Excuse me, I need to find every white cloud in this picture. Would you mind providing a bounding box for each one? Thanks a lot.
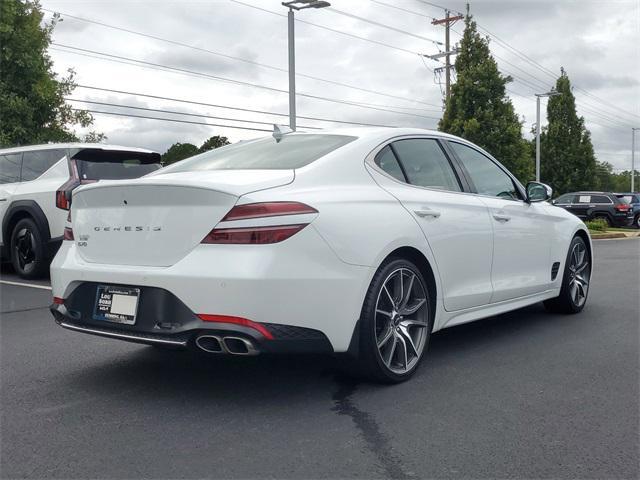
[43,0,639,171]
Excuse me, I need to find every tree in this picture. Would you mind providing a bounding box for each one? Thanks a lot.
[0,0,99,146]
[539,69,597,195]
[439,12,532,182]
[161,142,199,165]
[199,135,229,152]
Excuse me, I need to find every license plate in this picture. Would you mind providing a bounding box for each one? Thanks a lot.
[93,285,140,325]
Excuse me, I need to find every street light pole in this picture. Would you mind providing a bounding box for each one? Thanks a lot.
[535,89,561,182]
[287,8,296,131]
[282,0,331,132]
[632,128,638,192]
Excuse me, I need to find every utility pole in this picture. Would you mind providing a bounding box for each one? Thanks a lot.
[535,89,561,182]
[421,11,463,104]
[632,128,638,192]
[282,0,330,131]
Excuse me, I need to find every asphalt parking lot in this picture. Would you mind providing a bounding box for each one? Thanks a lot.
[1,238,638,479]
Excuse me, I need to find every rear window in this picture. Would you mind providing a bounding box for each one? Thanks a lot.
[163,134,356,172]
[72,150,161,180]
[617,195,636,204]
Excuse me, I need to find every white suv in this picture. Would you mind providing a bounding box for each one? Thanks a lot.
[0,143,161,278]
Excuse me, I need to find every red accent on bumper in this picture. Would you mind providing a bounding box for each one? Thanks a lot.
[53,297,65,305]
[197,314,274,340]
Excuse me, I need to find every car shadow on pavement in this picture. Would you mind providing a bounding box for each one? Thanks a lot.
[59,302,567,404]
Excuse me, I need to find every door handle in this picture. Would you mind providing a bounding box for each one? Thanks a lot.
[414,209,441,218]
[493,214,511,222]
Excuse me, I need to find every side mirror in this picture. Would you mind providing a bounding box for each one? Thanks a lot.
[526,181,552,203]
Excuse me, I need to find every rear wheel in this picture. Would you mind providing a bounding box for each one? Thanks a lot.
[356,258,432,383]
[544,236,591,314]
[634,214,640,229]
[10,218,48,279]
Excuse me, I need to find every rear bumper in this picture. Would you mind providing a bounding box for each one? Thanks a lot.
[50,285,333,354]
[611,214,634,227]
[50,226,373,352]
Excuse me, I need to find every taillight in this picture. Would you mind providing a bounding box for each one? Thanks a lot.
[56,159,80,210]
[615,203,631,212]
[202,224,307,244]
[53,297,65,305]
[202,201,317,245]
[221,202,317,221]
[56,189,71,210]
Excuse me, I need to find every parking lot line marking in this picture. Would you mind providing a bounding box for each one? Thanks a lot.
[0,280,52,291]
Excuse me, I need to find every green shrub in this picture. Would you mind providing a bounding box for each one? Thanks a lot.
[585,219,608,232]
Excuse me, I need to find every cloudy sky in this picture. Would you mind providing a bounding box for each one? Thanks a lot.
[42,0,639,171]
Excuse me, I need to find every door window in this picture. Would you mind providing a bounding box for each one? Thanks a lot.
[0,153,22,184]
[449,142,522,200]
[374,145,406,182]
[391,139,461,191]
[590,195,612,204]
[21,149,66,181]
[554,194,575,204]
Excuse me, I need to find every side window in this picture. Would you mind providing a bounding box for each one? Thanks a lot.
[449,142,522,200]
[555,194,575,204]
[391,139,461,191]
[21,149,66,181]
[576,195,592,203]
[0,153,22,184]
[590,195,612,204]
[374,145,406,182]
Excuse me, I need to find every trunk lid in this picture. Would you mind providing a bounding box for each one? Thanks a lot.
[71,170,294,266]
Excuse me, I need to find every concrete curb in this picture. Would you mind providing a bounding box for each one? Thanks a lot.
[590,232,631,240]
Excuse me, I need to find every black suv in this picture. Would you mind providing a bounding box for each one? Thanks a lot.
[552,191,634,227]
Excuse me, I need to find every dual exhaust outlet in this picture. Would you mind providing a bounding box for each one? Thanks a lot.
[195,335,259,356]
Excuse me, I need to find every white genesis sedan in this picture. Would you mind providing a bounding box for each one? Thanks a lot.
[50,128,592,383]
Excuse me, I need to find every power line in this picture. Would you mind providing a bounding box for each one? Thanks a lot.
[52,43,441,121]
[71,86,403,128]
[414,0,464,16]
[324,7,443,45]
[44,7,440,109]
[75,108,274,132]
[370,1,437,20]
[66,98,324,129]
[228,0,428,59]
[389,2,640,124]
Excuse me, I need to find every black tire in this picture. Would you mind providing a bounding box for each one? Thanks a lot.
[544,236,591,314]
[355,257,433,384]
[634,214,640,230]
[9,218,48,279]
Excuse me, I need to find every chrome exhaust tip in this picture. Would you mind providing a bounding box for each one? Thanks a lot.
[195,335,224,353]
[222,336,259,356]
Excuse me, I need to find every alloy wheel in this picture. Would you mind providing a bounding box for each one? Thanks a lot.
[374,268,429,374]
[14,227,36,273]
[567,241,590,307]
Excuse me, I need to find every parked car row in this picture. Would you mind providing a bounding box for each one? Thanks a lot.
[552,191,638,228]
[0,143,161,278]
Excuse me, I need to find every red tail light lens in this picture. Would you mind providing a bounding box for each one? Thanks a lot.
[53,297,65,305]
[203,201,317,244]
[197,314,274,340]
[202,224,307,244]
[615,203,630,212]
[222,202,317,221]
[56,190,71,210]
[63,227,74,241]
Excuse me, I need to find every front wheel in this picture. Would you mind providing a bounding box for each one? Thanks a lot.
[10,218,48,279]
[544,236,591,314]
[356,258,433,383]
